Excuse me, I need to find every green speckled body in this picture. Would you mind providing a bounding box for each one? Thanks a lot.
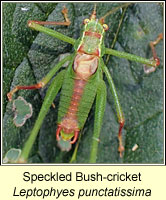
[56,13,107,143]
[57,56,101,130]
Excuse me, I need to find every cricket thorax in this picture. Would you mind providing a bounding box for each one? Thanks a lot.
[73,53,98,80]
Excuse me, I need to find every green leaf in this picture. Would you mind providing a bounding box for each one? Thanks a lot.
[3,3,163,163]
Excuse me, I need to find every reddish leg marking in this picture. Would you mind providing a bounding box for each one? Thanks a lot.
[7,82,43,101]
[144,33,163,74]
[150,33,163,67]
[118,120,125,158]
[28,7,70,27]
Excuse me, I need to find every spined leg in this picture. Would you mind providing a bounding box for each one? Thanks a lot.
[27,7,75,46]
[105,34,163,68]
[28,6,71,26]
[89,80,107,163]
[102,62,125,158]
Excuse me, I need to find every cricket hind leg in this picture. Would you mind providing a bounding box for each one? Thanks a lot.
[144,33,163,74]
[28,7,71,27]
[89,80,107,163]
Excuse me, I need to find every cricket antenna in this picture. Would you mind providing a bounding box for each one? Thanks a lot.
[99,3,132,24]
[90,4,97,20]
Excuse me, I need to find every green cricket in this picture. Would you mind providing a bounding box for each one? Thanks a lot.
[6,3,163,163]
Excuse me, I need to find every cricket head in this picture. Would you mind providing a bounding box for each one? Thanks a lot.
[83,5,109,35]
[83,3,132,34]
[77,6,108,57]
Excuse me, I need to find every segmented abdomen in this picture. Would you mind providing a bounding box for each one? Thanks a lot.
[67,79,86,117]
[57,71,98,130]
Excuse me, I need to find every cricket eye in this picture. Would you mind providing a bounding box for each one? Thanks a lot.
[83,18,90,24]
[103,24,108,31]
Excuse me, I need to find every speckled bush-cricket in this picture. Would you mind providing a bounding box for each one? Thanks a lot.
[5,3,163,163]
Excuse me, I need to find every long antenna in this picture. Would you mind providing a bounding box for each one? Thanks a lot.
[99,3,133,24]
[90,3,97,20]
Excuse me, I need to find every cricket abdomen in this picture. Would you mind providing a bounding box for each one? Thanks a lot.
[59,79,86,133]
[56,53,99,144]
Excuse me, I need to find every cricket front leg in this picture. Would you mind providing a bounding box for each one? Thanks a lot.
[89,80,107,163]
[102,63,125,158]
[105,33,163,70]
[7,54,72,101]
[29,7,71,26]
[28,7,75,45]
[18,70,66,163]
